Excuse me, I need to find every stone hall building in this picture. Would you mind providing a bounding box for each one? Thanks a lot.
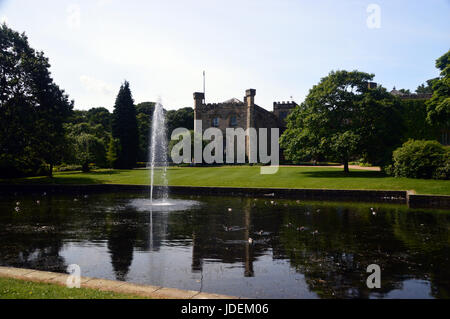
[193,89,297,160]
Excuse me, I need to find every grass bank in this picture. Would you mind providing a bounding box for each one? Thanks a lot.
[2,166,449,195]
[0,277,146,299]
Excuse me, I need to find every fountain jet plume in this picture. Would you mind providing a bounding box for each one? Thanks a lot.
[149,98,169,203]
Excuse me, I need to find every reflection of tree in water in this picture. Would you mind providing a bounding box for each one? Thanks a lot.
[105,208,139,281]
[165,197,450,299]
[0,199,67,273]
[278,205,450,298]
[105,207,169,281]
[0,232,67,273]
[106,223,135,281]
[1,193,449,298]
[388,210,450,298]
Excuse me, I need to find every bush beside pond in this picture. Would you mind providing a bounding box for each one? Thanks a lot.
[387,140,449,180]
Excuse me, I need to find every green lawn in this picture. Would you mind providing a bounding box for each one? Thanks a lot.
[0,277,146,299]
[2,166,449,195]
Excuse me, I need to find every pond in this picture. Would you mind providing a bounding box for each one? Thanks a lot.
[0,191,449,298]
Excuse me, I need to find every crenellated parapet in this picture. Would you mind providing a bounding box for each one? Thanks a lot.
[273,101,298,110]
[200,101,245,109]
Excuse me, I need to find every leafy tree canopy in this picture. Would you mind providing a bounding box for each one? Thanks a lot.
[136,102,155,115]
[426,50,450,129]
[0,24,73,177]
[111,81,139,168]
[416,79,436,94]
[167,107,194,136]
[86,107,112,131]
[280,70,403,172]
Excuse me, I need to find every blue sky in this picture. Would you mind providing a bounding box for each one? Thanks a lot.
[1,0,449,111]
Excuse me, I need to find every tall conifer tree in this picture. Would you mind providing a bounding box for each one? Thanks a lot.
[111,81,139,168]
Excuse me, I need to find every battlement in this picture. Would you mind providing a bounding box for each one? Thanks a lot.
[273,101,298,110]
[397,93,433,100]
[199,101,245,109]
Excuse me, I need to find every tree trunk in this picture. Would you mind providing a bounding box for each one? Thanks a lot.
[343,157,349,174]
[49,163,53,178]
[82,161,90,172]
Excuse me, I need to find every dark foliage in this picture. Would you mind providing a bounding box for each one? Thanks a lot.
[0,24,73,177]
[111,81,139,168]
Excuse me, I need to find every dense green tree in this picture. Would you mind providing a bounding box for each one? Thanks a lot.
[400,98,440,141]
[136,112,150,162]
[135,102,155,116]
[67,110,88,124]
[86,107,112,131]
[0,24,73,177]
[111,81,139,168]
[426,50,450,129]
[166,107,194,135]
[106,138,120,168]
[63,122,109,168]
[416,79,435,94]
[135,102,155,162]
[134,103,193,162]
[68,133,105,172]
[280,70,403,172]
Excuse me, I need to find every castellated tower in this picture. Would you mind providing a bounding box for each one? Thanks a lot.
[193,92,204,133]
[193,88,281,162]
[273,101,297,129]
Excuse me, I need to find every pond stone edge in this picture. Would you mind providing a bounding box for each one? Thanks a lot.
[0,266,240,299]
[1,184,449,208]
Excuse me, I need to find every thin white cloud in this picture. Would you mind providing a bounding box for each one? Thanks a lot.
[0,15,8,24]
[97,0,113,6]
[66,4,81,30]
[80,75,113,95]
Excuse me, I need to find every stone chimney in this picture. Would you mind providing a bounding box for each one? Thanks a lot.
[245,89,256,162]
[368,82,377,89]
[245,89,256,107]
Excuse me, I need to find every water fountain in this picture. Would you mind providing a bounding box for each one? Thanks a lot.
[149,99,169,204]
[130,98,199,212]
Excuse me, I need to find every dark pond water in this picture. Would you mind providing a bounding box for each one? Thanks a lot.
[0,191,449,299]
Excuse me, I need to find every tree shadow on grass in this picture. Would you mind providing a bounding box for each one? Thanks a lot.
[0,176,101,185]
[51,177,103,184]
[300,170,387,179]
[58,170,121,176]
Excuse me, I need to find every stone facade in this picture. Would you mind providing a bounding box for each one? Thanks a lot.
[193,89,297,160]
[193,89,297,132]
[273,101,298,129]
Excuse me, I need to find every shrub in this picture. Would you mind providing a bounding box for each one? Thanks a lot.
[383,164,394,176]
[433,149,450,180]
[0,155,47,178]
[392,140,447,179]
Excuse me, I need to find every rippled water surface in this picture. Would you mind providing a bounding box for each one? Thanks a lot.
[0,192,449,298]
